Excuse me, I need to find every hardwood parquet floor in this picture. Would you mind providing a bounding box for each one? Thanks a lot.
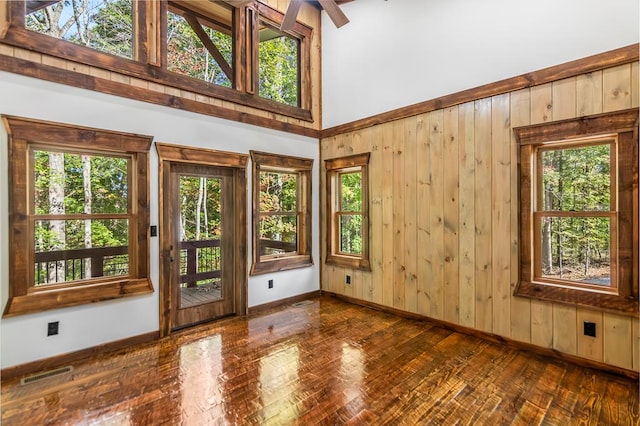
[1,296,639,425]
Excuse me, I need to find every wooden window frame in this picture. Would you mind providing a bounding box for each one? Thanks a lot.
[2,116,153,317]
[514,109,638,316]
[250,151,313,275]
[325,153,371,271]
[0,1,313,122]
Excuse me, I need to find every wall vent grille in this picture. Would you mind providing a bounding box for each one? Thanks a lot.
[20,366,73,385]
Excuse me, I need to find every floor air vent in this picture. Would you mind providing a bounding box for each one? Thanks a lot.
[21,366,73,385]
[291,300,314,308]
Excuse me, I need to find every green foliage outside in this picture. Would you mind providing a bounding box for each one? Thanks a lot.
[26,0,133,58]
[33,151,130,284]
[179,176,222,241]
[26,1,300,105]
[258,27,299,107]
[178,176,222,287]
[339,172,362,254]
[167,11,232,87]
[259,171,298,254]
[540,143,612,283]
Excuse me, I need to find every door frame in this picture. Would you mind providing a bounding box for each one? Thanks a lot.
[156,143,248,337]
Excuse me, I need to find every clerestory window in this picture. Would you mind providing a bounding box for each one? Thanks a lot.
[3,1,312,119]
[24,0,136,59]
[514,109,638,315]
[166,1,234,88]
[257,20,299,107]
[3,116,153,317]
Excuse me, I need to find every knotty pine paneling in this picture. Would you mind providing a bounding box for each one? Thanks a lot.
[320,61,640,372]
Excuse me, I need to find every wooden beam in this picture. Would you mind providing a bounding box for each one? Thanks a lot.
[318,0,349,28]
[281,0,303,32]
[0,54,320,137]
[183,12,233,83]
[25,0,60,15]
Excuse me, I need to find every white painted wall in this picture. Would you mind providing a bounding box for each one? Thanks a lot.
[0,71,320,368]
[322,0,640,127]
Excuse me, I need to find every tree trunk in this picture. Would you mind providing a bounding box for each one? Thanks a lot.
[556,150,564,279]
[196,177,204,240]
[82,155,92,278]
[49,152,65,283]
[203,180,209,239]
[542,189,553,274]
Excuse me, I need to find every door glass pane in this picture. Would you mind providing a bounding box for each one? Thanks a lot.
[539,216,611,286]
[178,175,223,308]
[540,144,611,211]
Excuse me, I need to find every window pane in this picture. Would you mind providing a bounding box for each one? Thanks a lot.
[167,5,233,87]
[260,171,297,212]
[25,0,134,59]
[33,150,129,215]
[339,214,362,254]
[541,144,611,211]
[179,176,223,241]
[340,172,362,212]
[34,219,129,285]
[258,22,299,107]
[259,215,297,255]
[539,216,611,286]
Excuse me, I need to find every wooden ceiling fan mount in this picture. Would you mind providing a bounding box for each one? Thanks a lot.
[281,0,350,32]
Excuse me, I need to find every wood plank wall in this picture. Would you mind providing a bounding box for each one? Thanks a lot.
[0,0,322,133]
[320,61,640,372]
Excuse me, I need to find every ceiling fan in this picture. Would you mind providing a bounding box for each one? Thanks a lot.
[225,0,350,32]
[281,0,350,31]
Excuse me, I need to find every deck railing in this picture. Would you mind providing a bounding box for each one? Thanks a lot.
[35,246,129,285]
[34,238,296,286]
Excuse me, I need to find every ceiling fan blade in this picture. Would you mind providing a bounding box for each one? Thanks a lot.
[317,0,349,28]
[224,0,255,8]
[280,0,303,32]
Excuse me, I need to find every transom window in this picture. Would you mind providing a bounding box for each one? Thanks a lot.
[3,116,153,317]
[514,109,638,315]
[250,151,313,275]
[325,153,371,271]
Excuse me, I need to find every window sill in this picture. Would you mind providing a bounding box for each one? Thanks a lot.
[250,255,313,276]
[514,280,638,317]
[325,254,371,272]
[2,278,154,317]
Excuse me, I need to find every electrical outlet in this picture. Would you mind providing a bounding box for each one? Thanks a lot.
[268,279,274,289]
[47,321,59,336]
[583,321,596,337]
[346,275,351,284]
